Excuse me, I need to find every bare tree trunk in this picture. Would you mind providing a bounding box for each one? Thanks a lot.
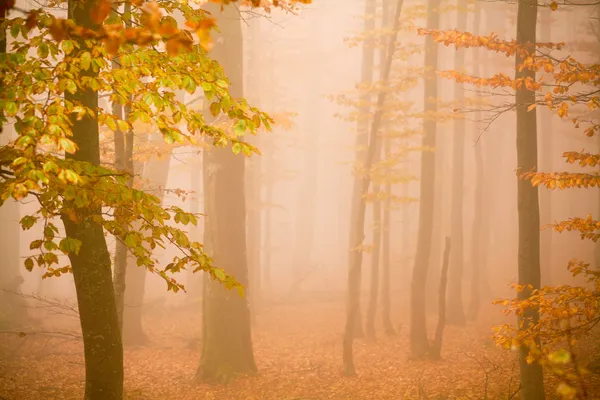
[446,0,467,327]
[430,237,451,360]
[538,9,553,287]
[343,0,403,375]
[111,4,134,333]
[515,0,545,396]
[62,0,123,397]
[196,4,257,383]
[467,2,483,322]
[349,0,377,339]
[122,136,171,346]
[410,0,439,359]
[366,0,393,341]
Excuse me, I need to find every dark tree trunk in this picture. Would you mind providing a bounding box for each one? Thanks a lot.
[343,0,403,375]
[430,237,451,360]
[410,0,439,359]
[195,3,257,383]
[538,9,553,287]
[446,0,467,327]
[62,0,123,397]
[515,0,545,396]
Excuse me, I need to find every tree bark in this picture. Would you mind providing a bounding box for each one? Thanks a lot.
[446,0,467,327]
[62,0,123,397]
[410,0,439,359]
[538,9,553,287]
[467,2,483,323]
[515,0,545,396]
[366,0,393,341]
[348,0,377,340]
[430,236,451,360]
[122,135,171,346]
[343,0,403,375]
[195,3,257,383]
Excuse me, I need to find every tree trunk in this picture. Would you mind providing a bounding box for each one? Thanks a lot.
[343,0,403,375]
[430,236,451,360]
[410,0,440,359]
[348,0,377,339]
[195,3,257,383]
[122,134,171,346]
[515,0,545,396]
[467,2,483,322]
[446,0,467,327]
[366,182,382,341]
[538,9,553,287]
[62,0,123,397]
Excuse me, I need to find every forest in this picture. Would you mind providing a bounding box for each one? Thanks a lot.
[0,0,599,398]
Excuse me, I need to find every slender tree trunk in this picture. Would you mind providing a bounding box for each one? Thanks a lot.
[112,102,134,334]
[366,0,393,341]
[349,0,377,339]
[447,0,467,326]
[343,0,403,374]
[111,3,134,333]
[430,237,451,360]
[122,135,171,346]
[467,2,483,322]
[196,4,257,383]
[515,0,545,396]
[538,10,553,287]
[62,0,123,397]
[410,0,440,359]
[366,180,382,341]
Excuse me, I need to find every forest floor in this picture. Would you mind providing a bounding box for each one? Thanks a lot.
[1,295,599,400]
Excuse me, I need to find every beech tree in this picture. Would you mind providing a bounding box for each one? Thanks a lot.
[195,3,257,383]
[410,0,440,359]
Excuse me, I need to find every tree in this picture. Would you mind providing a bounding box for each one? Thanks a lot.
[343,0,403,374]
[513,0,545,395]
[446,0,467,327]
[195,3,257,383]
[410,0,440,359]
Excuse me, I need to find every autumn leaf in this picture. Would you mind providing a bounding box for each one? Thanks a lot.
[91,0,112,24]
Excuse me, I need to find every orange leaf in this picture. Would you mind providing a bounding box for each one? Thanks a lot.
[91,0,112,24]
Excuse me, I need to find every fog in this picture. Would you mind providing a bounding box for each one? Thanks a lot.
[1,0,599,398]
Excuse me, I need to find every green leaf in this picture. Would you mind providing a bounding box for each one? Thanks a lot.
[80,51,92,70]
[213,268,226,282]
[232,142,242,155]
[65,80,77,95]
[24,257,34,271]
[548,349,571,364]
[233,120,246,136]
[4,101,17,117]
[61,40,74,55]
